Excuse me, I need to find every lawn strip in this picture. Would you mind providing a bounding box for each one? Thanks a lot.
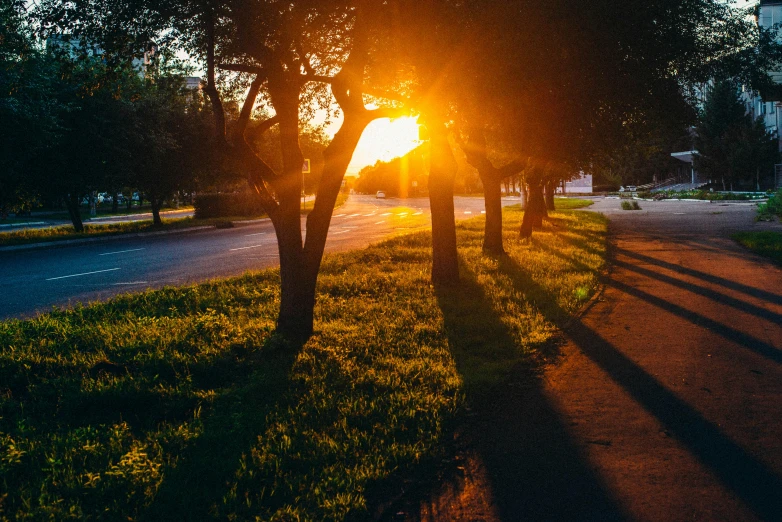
[732,231,782,265]
[0,205,607,520]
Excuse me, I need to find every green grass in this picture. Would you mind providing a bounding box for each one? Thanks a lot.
[0,217,222,247]
[0,206,607,520]
[732,231,782,265]
[554,197,594,210]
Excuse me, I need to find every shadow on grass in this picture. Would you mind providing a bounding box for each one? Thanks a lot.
[424,259,628,521]
[143,335,302,520]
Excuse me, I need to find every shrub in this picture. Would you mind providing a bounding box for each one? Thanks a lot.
[757,190,782,221]
[194,192,266,219]
[621,200,641,211]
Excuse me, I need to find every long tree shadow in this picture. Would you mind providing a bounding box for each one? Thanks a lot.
[143,335,302,520]
[611,259,782,324]
[431,263,629,521]
[497,255,782,521]
[609,279,782,365]
[614,247,782,306]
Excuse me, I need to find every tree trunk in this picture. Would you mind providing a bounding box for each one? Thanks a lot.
[428,119,460,285]
[520,183,546,239]
[520,179,528,210]
[65,193,84,232]
[481,172,505,255]
[150,197,163,226]
[544,181,556,211]
[112,192,119,213]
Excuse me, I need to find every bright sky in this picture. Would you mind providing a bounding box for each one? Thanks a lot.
[342,116,422,176]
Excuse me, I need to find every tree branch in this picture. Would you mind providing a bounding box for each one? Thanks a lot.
[217,62,266,76]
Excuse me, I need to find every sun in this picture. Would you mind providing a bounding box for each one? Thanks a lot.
[347,116,422,174]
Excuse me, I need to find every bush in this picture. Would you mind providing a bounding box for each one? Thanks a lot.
[757,190,782,221]
[621,200,641,211]
[194,192,266,219]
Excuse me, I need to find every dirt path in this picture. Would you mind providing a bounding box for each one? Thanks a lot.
[417,199,782,521]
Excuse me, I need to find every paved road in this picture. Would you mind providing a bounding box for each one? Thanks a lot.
[0,195,514,320]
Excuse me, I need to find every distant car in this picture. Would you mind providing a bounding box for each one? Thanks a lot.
[376,191,386,199]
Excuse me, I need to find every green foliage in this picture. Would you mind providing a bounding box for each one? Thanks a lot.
[621,200,641,211]
[650,189,769,201]
[757,190,782,221]
[0,208,607,519]
[355,145,428,197]
[694,80,780,191]
[732,231,782,265]
[193,192,266,219]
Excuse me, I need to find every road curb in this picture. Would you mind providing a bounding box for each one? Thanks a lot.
[0,225,216,253]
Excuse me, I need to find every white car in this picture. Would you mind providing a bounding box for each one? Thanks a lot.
[376,191,386,199]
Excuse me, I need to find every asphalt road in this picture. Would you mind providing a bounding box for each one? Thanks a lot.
[0,195,515,320]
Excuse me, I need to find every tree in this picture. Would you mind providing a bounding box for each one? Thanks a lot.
[0,1,58,218]
[35,0,408,338]
[695,80,779,191]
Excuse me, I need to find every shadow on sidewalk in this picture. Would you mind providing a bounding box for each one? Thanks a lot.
[494,254,782,521]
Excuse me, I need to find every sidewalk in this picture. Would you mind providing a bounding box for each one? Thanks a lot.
[418,200,782,521]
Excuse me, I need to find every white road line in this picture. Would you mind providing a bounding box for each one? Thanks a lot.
[244,232,267,236]
[381,212,392,216]
[332,230,351,235]
[230,244,266,251]
[347,213,361,217]
[363,213,376,217]
[375,221,386,225]
[481,210,486,214]
[113,281,148,286]
[99,248,145,256]
[46,268,121,281]
[334,214,346,218]
[413,212,423,216]
[397,212,409,216]
[464,211,473,214]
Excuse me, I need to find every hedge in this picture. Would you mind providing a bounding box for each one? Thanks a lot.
[194,192,266,219]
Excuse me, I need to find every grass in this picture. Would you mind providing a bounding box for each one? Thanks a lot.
[756,190,782,222]
[0,205,607,520]
[0,194,348,248]
[554,197,594,210]
[732,231,782,265]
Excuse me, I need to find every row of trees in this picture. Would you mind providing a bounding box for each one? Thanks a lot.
[1,2,227,227]
[15,0,782,339]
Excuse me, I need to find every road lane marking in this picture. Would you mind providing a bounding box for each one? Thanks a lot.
[113,281,148,286]
[397,212,409,216]
[363,213,376,217]
[230,244,266,251]
[381,212,392,216]
[244,232,268,236]
[332,230,351,235]
[46,268,121,281]
[375,221,386,225]
[413,212,423,216]
[347,213,361,217]
[464,211,473,214]
[481,211,486,214]
[99,248,145,256]
[334,214,346,217]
